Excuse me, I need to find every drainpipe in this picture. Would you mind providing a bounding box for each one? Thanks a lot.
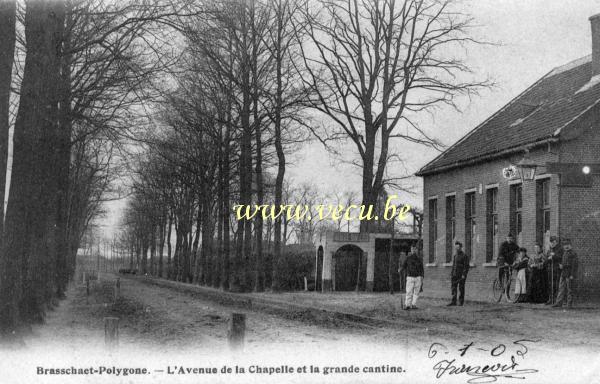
[557,143,562,242]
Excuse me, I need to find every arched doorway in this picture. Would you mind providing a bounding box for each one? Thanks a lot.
[333,244,366,291]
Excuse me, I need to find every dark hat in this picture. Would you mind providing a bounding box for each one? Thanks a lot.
[454,241,463,246]
[519,247,527,253]
[550,235,558,242]
[507,233,514,238]
[563,238,572,245]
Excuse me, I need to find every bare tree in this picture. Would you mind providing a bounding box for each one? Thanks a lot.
[299,0,488,232]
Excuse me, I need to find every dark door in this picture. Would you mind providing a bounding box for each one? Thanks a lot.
[334,245,365,291]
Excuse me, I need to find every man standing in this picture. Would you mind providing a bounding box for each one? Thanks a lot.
[448,241,470,306]
[497,233,519,286]
[545,235,563,305]
[553,239,578,309]
[399,244,424,310]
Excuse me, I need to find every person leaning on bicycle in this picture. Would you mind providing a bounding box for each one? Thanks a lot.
[497,233,519,284]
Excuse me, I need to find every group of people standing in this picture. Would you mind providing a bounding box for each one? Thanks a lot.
[398,233,579,310]
[399,241,471,309]
[497,233,579,307]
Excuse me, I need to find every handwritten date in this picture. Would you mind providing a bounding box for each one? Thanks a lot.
[427,339,540,384]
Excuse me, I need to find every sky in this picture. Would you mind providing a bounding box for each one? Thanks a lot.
[286,0,600,206]
[101,0,600,238]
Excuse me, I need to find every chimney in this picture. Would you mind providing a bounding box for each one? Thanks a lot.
[590,13,600,76]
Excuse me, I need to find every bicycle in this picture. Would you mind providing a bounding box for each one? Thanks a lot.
[492,266,521,303]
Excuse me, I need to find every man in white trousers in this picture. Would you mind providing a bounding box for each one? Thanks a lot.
[399,244,424,310]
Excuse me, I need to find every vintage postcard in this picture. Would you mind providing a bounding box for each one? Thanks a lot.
[0,0,599,383]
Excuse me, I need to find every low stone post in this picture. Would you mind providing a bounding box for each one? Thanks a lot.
[228,313,246,350]
[104,317,119,349]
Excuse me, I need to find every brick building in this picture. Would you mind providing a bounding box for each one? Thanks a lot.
[415,15,600,301]
[316,232,418,292]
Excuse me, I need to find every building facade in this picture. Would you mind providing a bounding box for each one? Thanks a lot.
[416,15,600,301]
[317,231,418,292]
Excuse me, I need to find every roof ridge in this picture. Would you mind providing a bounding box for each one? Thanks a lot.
[553,97,600,136]
[547,55,592,77]
[416,67,555,176]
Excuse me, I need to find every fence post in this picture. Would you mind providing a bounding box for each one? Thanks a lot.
[86,279,90,304]
[104,317,119,349]
[228,313,246,350]
[114,278,121,302]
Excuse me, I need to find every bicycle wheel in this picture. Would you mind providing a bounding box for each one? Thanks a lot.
[506,271,521,303]
[492,278,503,302]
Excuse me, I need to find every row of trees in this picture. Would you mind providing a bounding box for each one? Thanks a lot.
[123,0,312,292]
[0,0,192,337]
[122,0,484,293]
[0,0,486,335]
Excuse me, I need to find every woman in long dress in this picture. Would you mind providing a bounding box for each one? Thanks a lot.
[512,247,530,302]
[528,243,548,303]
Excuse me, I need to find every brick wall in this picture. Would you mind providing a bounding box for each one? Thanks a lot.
[422,145,560,300]
[558,106,600,298]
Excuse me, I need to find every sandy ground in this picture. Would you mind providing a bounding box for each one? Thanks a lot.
[251,289,600,351]
[19,273,600,354]
[21,275,400,353]
[2,274,600,384]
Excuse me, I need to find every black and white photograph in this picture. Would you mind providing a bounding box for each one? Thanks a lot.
[0,0,599,383]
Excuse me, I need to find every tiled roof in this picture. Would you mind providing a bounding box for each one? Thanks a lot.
[416,55,600,176]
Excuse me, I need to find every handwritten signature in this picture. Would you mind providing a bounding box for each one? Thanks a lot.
[427,339,540,384]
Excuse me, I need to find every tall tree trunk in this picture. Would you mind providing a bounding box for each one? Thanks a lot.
[0,0,17,335]
[200,199,211,286]
[214,129,223,289]
[158,212,166,278]
[271,1,285,291]
[252,52,264,292]
[141,240,149,275]
[150,224,156,276]
[182,229,190,283]
[54,28,72,298]
[1,0,65,331]
[221,115,231,291]
[234,10,253,292]
[166,213,172,279]
[192,203,202,284]
[359,127,376,233]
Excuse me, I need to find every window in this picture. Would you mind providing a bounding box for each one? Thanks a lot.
[537,179,551,250]
[510,184,523,245]
[446,195,456,263]
[428,198,438,263]
[486,188,498,262]
[465,192,476,260]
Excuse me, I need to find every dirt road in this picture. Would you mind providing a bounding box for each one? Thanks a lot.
[19,273,600,355]
[5,274,600,384]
